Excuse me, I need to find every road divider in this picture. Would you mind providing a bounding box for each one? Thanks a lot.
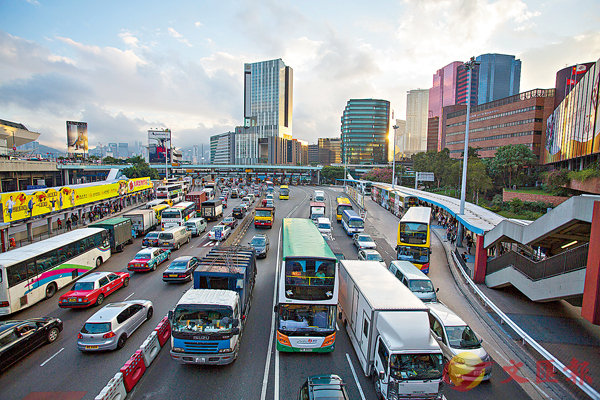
[140,331,160,367]
[155,316,171,346]
[94,372,127,400]
[120,350,146,392]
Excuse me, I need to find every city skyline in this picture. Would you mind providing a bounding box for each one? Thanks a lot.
[1,0,599,151]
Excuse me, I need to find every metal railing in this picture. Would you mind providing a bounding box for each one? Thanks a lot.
[486,243,589,280]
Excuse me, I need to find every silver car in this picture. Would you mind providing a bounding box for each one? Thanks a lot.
[353,233,376,250]
[77,300,153,351]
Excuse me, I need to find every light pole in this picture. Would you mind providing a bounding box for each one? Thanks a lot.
[343,136,347,192]
[392,125,398,189]
[457,56,479,247]
[162,138,169,180]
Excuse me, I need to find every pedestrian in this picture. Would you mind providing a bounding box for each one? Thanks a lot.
[66,218,72,231]
[57,218,62,231]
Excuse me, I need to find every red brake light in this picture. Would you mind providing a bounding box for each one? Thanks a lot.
[103,331,116,338]
[77,333,83,339]
[0,301,10,307]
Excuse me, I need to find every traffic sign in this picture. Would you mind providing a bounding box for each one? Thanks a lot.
[417,172,435,182]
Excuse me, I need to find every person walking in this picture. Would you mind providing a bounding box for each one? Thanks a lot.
[66,218,72,231]
[57,218,62,231]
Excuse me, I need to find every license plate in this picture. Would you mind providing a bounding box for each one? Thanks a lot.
[195,357,206,363]
[85,345,99,350]
[299,348,312,352]
[69,298,76,302]
[162,242,169,245]
[169,274,178,277]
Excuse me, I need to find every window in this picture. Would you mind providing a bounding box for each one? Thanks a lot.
[129,304,143,315]
[363,317,370,337]
[117,309,131,324]
[431,318,445,343]
[378,338,389,367]
[7,262,30,287]
[98,277,109,287]
[108,274,119,282]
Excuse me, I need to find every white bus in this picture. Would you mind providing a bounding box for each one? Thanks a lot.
[0,228,111,315]
[161,201,196,230]
[341,209,364,235]
[156,183,184,205]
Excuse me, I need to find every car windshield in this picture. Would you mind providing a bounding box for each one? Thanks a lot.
[251,237,266,246]
[408,279,435,293]
[145,233,159,239]
[390,353,443,381]
[81,322,111,334]
[318,222,331,230]
[358,235,372,242]
[446,326,481,349]
[134,252,151,260]
[256,210,271,217]
[172,305,234,334]
[168,261,189,270]
[72,282,94,291]
[224,218,234,223]
[366,253,383,261]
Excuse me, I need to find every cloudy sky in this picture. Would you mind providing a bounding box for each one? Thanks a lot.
[1,0,599,151]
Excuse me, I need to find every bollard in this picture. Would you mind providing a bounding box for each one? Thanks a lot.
[119,350,146,392]
[140,330,161,367]
[154,316,171,347]
[94,372,127,400]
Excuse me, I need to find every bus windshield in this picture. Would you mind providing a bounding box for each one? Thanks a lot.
[349,218,364,228]
[280,188,289,195]
[278,304,336,335]
[397,245,429,264]
[284,258,336,301]
[172,305,234,334]
[399,222,428,244]
[161,210,181,219]
[390,353,443,381]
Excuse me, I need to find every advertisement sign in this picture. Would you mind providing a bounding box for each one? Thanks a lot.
[66,121,88,154]
[1,178,153,223]
[148,129,171,141]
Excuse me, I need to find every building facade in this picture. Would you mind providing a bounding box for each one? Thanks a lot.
[210,131,236,164]
[429,61,462,151]
[341,99,390,165]
[476,54,521,105]
[308,144,319,164]
[456,63,479,107]
[405,89,429,156]
[392,120,407,159]
[236,58,293,164]
[117,143,129,159]
[318,137,341,165]
[444,88,555,159]
[426,117,439,152]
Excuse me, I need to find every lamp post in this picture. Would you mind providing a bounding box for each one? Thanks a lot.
[457,56,479,247]
[392,125,398,189]
[162,138,169,180]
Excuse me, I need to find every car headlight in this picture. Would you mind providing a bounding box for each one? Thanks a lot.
[173,347,185,353]
[218,348,232,353]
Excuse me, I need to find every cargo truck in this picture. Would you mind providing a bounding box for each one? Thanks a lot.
[123,209,157,235]
[201,199,223,222]
[89,217,133,252]
[169,246,256,365]
[185,191,208,216]
[338,260,444,400]
[254,207,275,228]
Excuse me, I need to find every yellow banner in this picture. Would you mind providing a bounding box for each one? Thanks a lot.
[1,177,153,223]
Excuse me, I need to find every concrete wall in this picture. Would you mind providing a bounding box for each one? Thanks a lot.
[502,189,568,206]
[568,176,600,195]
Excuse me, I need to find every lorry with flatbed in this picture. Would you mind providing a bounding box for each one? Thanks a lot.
[254,207,275,229]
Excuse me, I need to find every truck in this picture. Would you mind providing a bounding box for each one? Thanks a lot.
[185,191,208,216]
[89,217,133,252]
[168,246,257,365]
[254,207,275,229]
[123,209,157,235]
[309,201,326,222]
[201,199,223,221]
[338,260,444,400]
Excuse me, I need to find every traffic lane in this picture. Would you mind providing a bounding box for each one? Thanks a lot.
[129,187,306,400]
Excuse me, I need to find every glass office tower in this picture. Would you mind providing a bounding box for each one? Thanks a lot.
[341,99,390,165]
[476,53,521,105]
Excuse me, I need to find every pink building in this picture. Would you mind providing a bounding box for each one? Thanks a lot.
[428,61,462,151]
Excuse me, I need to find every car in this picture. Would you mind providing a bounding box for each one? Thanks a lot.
[0,317,63,371]
[162,256,200,282]
[358,249,386,267]
[240,202,249,212]
[222,199,228,208]
[222,216,238,229]
[59,272,130,308]
[353,233,376,250]
[77,300,153,352]
[232,206,245,219]
[141,231,160,248]
[265,199,275,209]
[316,217,332,238]
[298,374,349,400]
[248,234,269,258]
[208,224,231,241]
[127,247,170,272]
[266,193,274,201]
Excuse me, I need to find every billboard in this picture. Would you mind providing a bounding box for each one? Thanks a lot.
[1,177,152,223]
[66,121,88,154]
[148,129,171,163]
[545,58,600,164]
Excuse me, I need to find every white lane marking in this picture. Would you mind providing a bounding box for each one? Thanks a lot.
[346,353,366,400]
[40,347,64,367]
[336,322,340,331]
[275,341,280,400]
[260,226,282,400]
[124,292,135,301]
[345,353,367,400]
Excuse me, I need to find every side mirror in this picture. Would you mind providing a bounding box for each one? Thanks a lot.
[168,310,174,321]
[435,335,443,342]
[436,288,439,293]
[378,371,385,380]
[231,327,240,335]
[273,305,278,313]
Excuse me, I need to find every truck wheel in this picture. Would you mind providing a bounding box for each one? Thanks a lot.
[372,373,383,400]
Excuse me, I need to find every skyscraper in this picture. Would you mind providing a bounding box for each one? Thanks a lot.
[318,138,342,165]
[392,119,407,159]
[236,58,293,164]
[429,61,462,150]
[456,63,479,106]
[476,53,521,105]
[341,99,390,165]
[405,89,429,156]
[210,132,236,164]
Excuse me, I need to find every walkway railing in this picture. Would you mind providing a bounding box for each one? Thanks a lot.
[486,243,589,280]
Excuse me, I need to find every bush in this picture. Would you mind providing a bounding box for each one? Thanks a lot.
[491,194,503,208]
[568,168,600,182]
[509,198,523,213]
[542,169,570,195]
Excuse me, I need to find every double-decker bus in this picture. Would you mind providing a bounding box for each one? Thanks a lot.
[0,228,111,315]
[276,218,338,352]
[265,180,274,194]
[341,209,364,235]
[279,185,289,200]
[335,197,353,222]
[161,201,196,230]
[394,189,419,212]
[156,183,183,205]
[397,207,432,273]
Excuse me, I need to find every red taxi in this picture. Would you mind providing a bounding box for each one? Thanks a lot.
[58,272,130,308]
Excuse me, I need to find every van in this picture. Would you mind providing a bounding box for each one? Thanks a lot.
[427,302,492,380]
[316,217,332,238]
[184,217,207,237]
[230,188,239,198]
[314,190,325,202]
[388,260,437,302]
[247,193,255,203]
[158,226,191,251]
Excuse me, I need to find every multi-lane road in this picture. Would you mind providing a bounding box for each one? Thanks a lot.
[1,185,531,400]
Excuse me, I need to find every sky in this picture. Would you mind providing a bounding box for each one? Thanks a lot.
[1,0,599,152]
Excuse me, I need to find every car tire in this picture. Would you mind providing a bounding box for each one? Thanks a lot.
[45,283,57,299]
[96,257,102,268]
[146,307,154,320]
[152,263,156,271]
[176,243,180,250]
[117,334,127,349]
[96,294,105,306]
[47,327,60,343]
[123,277,129,287]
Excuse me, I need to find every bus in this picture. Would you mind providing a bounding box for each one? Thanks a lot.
[156,184,183,205]
[335,197,353,222]
[265,180,274,194]
[341,209,364,235]
[151,204,169,224]
[161,201,196,230]
[0,228,111,315]
[279,185,289,200]
[276,218,338,352]
[397,206,432,273]
[394,189,419,213]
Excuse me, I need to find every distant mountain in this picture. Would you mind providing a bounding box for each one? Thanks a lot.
[17,142,64,155]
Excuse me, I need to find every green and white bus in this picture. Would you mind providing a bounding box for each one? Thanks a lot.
[0,228,111,315]
[276,218,338,352]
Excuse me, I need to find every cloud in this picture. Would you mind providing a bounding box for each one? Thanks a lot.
[194,21,203,28]
[167,27,192,47]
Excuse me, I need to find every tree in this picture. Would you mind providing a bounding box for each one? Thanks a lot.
[488,145,537,188]
[466,158,493,203]
[412,149,457,188]
[102,156,126,165]
[362,167,393,183]
[321,166,345,184]
[122,157,159,179]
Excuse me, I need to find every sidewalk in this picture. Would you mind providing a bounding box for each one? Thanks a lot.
[432,224,600,395]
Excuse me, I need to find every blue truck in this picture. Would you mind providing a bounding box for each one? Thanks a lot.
[168,246,256,365]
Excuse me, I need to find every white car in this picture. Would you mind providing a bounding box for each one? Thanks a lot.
[353,233,376,250]
[208,225,231,241]
[316,217,332,238]
[358,249,386,268]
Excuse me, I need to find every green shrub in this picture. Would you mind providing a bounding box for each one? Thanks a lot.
[568,168,600,182]
[509,198,523,213]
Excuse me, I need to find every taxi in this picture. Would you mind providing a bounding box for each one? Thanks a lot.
[59,272,130,308]
[127,247,171,272]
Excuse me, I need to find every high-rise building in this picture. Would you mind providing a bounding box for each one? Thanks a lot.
[405,89,429,156]
[210,131,236,164]
[236,58,293,164]
[117,143,129,159]
[308,144,319,164]
[456,63,479,107]
[554,62,596,108]
[107,143,118,158]
[393,120,407,158]
[341,99,390,165]
[318,138,342,165]
[476,54,521,105]
[429,62,462,151]
[426,117,439,152]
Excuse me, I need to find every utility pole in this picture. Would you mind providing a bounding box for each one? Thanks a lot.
[392,124,398,190]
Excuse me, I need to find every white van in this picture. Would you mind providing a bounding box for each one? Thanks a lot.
[158,226,191,251]
[184,217,207,237]
[316,217,332,238]
[388,260,437,302]
[314,190,325,202]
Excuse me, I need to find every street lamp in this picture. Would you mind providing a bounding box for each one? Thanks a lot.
[457,56,479,247]
[392,125,398,189]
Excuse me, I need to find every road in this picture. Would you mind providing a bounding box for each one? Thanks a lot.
[1,185,530,400]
